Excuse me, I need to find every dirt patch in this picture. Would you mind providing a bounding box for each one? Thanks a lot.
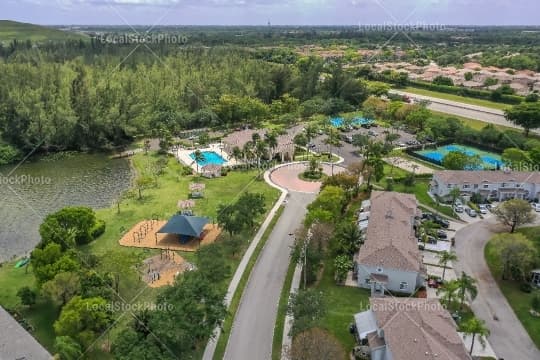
[142,252,194,288]
[119,220,222,252]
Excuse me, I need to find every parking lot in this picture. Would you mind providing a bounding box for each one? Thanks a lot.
[309,124,418,165]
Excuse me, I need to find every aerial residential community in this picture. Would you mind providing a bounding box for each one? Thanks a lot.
[1,1,540,360]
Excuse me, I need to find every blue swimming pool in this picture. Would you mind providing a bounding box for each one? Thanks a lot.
[415,144,503,170]
[189,151,227,166]
[330,117,374,127]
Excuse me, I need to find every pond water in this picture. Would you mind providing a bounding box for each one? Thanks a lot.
[0,153,133,263]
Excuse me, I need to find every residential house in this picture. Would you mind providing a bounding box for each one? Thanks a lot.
[0,306,51,360]
[354,191,425,295]
[430,170,540,201]
[353,298,471,360]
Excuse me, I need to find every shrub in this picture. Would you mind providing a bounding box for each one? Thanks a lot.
[90,220,106,239]
[520,283,533,293]
[532,294,540,312]
[17,286,37,307]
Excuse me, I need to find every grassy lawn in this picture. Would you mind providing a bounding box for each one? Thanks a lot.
[404,86,512,111]
[313,258,370,354]
[484,226,540,348]
[0,262,58,350]
[375,166,457,219]
[430,110,516,132]
[0,152,279,356]
[213,205,285,360]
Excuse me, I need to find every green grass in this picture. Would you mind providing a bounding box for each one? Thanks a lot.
[484,226,540,348]
[430,111,515,132]
[271,247,297,360]
[0,262,57,350]
[404,86,512,110]
[0,152,279,357]
[0,20,88,42]
[313,258,370,354]
[213,205,285,360]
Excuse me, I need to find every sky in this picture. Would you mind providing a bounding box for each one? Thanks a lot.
[1,0,540,26]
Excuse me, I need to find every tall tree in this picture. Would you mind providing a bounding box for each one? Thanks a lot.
[456,272,478,311]
[438,251,458,282]
[505,102,540,137]
[493,199,535,233]
[461,317,490,355]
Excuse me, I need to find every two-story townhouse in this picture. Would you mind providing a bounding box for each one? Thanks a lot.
[354,191,426,296]
[430,170,540,202]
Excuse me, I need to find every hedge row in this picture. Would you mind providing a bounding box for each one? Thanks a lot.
[408,80,523,105]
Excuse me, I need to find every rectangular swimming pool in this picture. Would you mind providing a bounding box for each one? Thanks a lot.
[189,151,227,166]
[414,144,503,170]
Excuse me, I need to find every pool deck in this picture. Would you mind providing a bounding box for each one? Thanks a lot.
[176,143,240,173]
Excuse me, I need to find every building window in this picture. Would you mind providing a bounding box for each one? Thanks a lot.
[399,282,408,290]
[463,184,470,189]
[365,278,371,285]
[483,184,489,189]
[474,184,478,189]
[502,183,506,187]
[516,184,520,188]
[447,184,452,188]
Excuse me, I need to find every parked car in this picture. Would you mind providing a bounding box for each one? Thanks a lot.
[436,230,448,239]
[532,203,540,212]
[478,204,488,214]
[427,236,437,245]
[434,217,450,228]
[368,130,378,137]
[454,205,464,213]
[466,207,477,217]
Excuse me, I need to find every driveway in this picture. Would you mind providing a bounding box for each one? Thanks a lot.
[454,216,540,360]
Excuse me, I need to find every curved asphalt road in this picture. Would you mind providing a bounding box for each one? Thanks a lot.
[453,215,540,360]
[223,191,315,360]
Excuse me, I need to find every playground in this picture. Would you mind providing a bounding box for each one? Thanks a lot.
[141,251,195,288]
[119,219,221,252]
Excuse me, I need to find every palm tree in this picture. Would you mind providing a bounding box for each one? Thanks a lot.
[334,222,363,256]
[456,272,478,311]
[438,251,458,282]
[449,187,461,210]
[294,133,308,159]
[255,140,267,169]
[462,316,490,355]
[242,142,254,165]
[436,279,459,310]
[192,150,205,173]
[265,132,278,160]
[324,127,342,174]
[231,146,243,164]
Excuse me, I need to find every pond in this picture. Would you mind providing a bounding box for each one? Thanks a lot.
[0,153,133,263]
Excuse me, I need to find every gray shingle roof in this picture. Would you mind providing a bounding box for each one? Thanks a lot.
[0,306,52,360]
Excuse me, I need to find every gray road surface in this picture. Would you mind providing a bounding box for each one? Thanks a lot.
[454,216,540,360]
[391,90,540,136]
[223,191,315,360]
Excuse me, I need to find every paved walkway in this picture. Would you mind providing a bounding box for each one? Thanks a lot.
[454,215,540,360]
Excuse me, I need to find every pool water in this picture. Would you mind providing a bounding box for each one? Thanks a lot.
[189,151,227,166]
[415,144,503,170]
[330,117,374,127]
